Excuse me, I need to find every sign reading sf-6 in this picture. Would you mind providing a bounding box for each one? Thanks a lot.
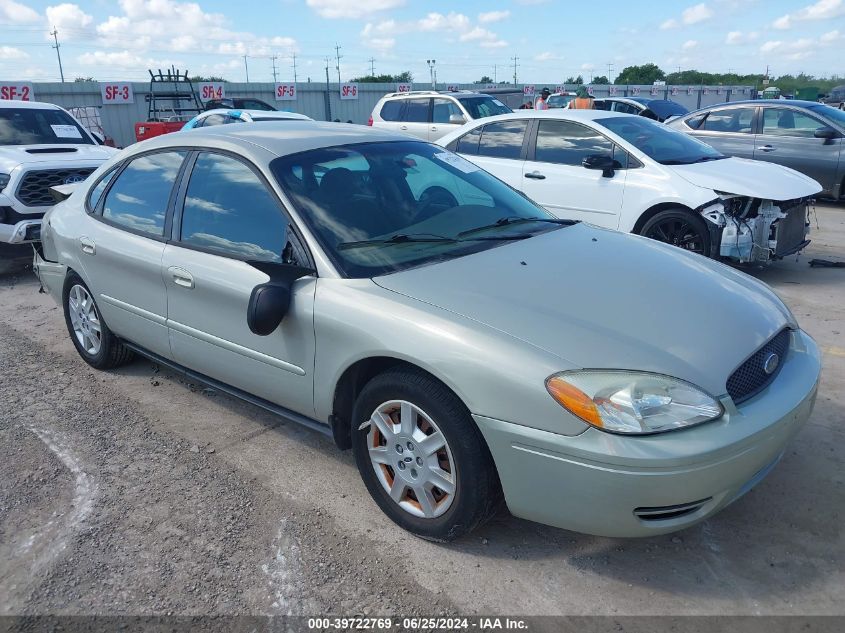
[199,82,225,102]
[100,82,134,104]
[275,83,297,101]
[340,83,358,100]
[0,82,33,101]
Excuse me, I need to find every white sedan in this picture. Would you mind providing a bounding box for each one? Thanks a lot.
[436,110,821,264]
[182,108,311,130]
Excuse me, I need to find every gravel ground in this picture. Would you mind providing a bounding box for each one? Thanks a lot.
[0,205,843,621]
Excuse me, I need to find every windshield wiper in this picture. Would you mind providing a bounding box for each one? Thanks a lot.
[337,232,533,251]
[457,216,576,238]
[662,156,727,165]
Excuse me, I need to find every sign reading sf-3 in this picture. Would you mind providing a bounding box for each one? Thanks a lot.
[35,121,819,541]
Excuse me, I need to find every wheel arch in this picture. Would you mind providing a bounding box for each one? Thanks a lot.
[631,202,697,234]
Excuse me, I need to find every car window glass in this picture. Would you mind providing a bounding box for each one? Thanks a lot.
[762,108,822,137]
[402,99,430,123]
[241,100,272,111]
[433,99,462,124]
[685,113,707,129]
[380,100,404,122]
[180,153,288,261]
[202,113,232,126]
[534,120,614,166]
[477,120,528,159]
[699,107,754,133]
[87,167,117,212]
[102,151,185,236]
[455,96,512,119]
[593,100,611,111]
[456,126,482,155]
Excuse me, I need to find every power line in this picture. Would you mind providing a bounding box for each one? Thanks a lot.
[50,26,64,83]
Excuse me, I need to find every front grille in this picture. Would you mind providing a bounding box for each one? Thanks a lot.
[726,329,790,405]
[773,202,808,257]
[15,168,95,207]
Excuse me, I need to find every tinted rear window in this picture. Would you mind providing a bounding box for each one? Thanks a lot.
[380,100,404,122]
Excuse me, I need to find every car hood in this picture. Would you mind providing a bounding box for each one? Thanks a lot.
[0,144,117,172]
[669,156,821,200]
[373,224,793,398]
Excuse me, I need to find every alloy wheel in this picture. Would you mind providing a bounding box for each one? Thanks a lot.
[68,284,102,355]
[645,217,707,254]
[362,400,457,519]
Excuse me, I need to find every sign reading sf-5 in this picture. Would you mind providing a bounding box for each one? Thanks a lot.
[34,121,820,540]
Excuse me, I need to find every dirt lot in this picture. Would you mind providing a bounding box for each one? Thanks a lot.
[1,204,843,619]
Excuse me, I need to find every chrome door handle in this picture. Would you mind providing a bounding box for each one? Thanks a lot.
[400,125,408,130]
[168,266,194,289]
[757,145,776,152]
[430,126,438,131]
[524,171,546,180]
[79,236,95,255]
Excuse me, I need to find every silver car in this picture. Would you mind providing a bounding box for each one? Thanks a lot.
[34,122,820,540]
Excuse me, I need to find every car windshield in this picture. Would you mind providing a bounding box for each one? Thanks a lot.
[271,140,565,278]
[808,104,845,127]
[600,116,726,165]
[456,96,512,119]
[0,107,93,145]
[547,95,575,108]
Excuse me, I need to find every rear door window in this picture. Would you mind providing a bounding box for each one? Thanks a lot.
[762,108,824,138]
[533,120,614,166]
[476,120,528,159]
[699,107,755,133]
[455,126,482,155]
[402,99,431,123]
[379,100,404,122]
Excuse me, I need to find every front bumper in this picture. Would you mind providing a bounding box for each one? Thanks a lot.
[476,329,820,537]
[0,218,41,244]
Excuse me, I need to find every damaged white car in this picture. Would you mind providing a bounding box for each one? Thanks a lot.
[437,111,821,264]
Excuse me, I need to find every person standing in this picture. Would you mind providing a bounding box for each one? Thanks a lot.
[534,87,551,110]
[569,86,594,109]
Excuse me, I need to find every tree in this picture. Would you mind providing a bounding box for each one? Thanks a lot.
[351,71,413,83]
[74,76,95,82]
[476,75,493,84]
[614,63,666,85]
[573,75,584,84]
[592,75,610,85]
[188,75,227,83]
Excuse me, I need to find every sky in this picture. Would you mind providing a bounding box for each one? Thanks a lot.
[0,0,843,84]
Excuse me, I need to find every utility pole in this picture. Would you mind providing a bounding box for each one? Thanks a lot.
[50,26,64,83]
[368,57,376,77]
[606,62,614,83]
[493,63,497,83]
[324,57,333,121]
[511,56,519,85]
[271,54,278,83]
[334,43,342,83]
[291,53,298,83]
[243,55,250,82]
[427,59,436,89]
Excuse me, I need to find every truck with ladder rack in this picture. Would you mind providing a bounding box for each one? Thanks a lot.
[134,67,202,143]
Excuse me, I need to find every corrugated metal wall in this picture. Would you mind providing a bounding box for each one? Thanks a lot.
[25,81,756,149]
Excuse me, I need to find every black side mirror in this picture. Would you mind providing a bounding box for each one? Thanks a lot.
[814,127,840,143]
[582,154,616,177]
[245,260,315,336]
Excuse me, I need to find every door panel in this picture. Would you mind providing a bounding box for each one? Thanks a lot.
[521,119,625,229]
[79,150,187,359]
[688,106,757,159]
[754,107,842,194]
[398,98,431,140]
[164,151,316,415]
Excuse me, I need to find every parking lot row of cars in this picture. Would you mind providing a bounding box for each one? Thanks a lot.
[0,88,837,541]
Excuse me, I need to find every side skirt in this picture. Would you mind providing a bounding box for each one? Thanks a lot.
[121,341,334,440]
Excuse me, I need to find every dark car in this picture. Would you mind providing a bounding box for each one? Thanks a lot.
[593,97,689,122]
[667,100,845,199]
[204,97,276,112]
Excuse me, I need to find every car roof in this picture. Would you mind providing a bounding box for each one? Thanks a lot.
[385,91,490,100]
[199,108,310,120]
[697,99,823,109]
[457,109,634,123]
[138,120,418,156]
[0,100,62,110]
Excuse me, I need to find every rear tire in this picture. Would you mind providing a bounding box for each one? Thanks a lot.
[352,368,500,541]
[63,273,134,370]
[639,208,711,257]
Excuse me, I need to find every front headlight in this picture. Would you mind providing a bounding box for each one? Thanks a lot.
[0,173,10,190]
[546,371,723,435]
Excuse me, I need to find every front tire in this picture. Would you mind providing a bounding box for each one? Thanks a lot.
[63,273,134,369]
[352,368,500,541]
[640,208,711,257]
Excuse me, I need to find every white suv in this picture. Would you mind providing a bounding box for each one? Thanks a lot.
[369,90,512,141]
[1,100,118,257]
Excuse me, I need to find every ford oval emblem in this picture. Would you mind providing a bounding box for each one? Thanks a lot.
[763,353,780,375]
[64,174,86,185]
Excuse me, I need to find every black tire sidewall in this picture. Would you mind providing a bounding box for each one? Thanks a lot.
[640,208,711,256]
[62,273,115,368]
[352,369,496,541]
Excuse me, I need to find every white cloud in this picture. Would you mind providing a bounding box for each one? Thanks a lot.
[460,27,495,42]
[418,12,470,32]
[581,63,595,71]
[660,18,678,30]
[534,51,560,61]
[305,0,404,19]
[773,0,845,30]
[725,30,758,44]
[45,4,93,40]
[0,0,39,24]
[821,29,843,42]
[760,40,782,53]
[682,3,713,24]
[478,10,510,23]
[364,37,395,51]
[480,39,508,48]
[0,45,28,59]
[682,39,698,50]
[77,49,148,67]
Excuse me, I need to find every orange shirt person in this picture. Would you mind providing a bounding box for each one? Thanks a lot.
[569,87,594,110]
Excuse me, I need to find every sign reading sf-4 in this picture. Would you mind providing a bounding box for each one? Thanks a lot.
[340,83,358,100]
[199,82,225,103]
[0,82,33,101]
[275,83,297,101]
[100,82,134,104]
